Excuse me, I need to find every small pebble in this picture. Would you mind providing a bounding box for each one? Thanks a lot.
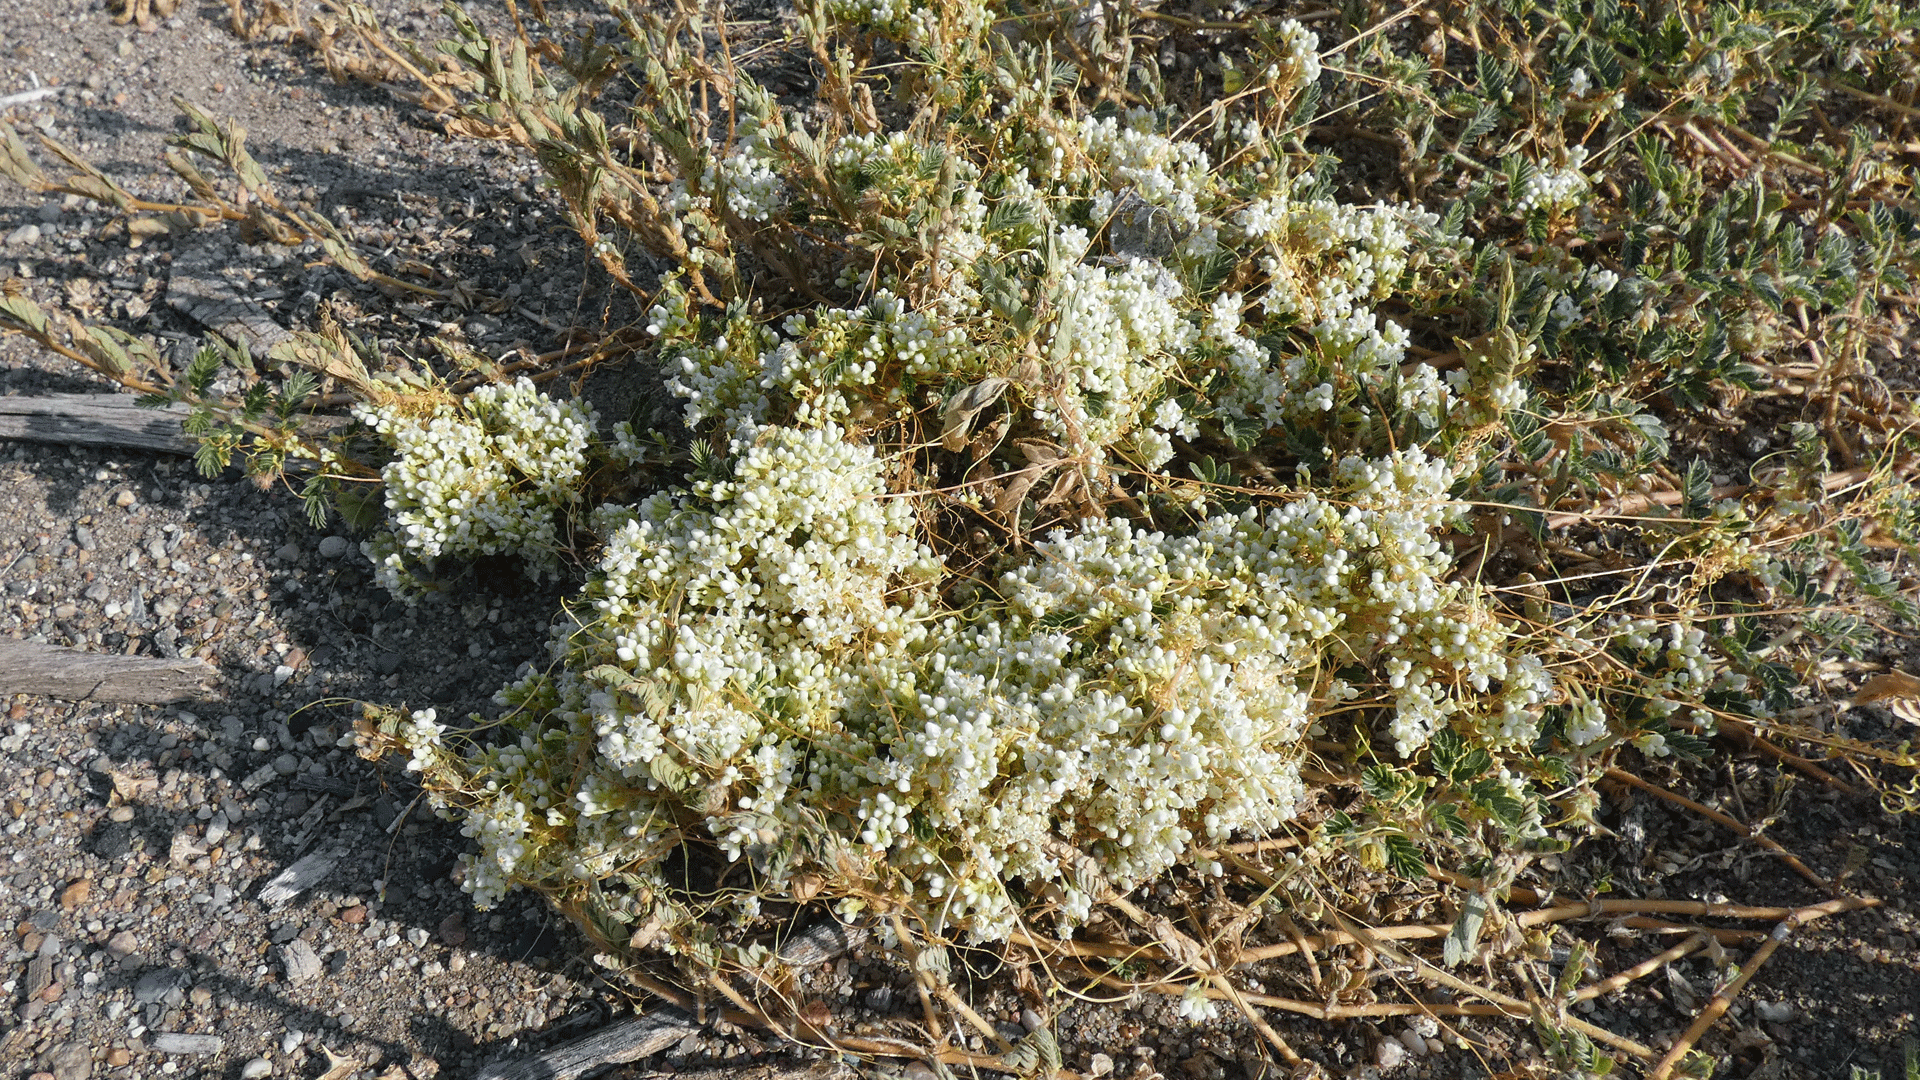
[132,969,183,1006]
[279,939,322,985]
[43,1043,90,1080]
[281,1030,304,1055]
[114,490,137,507]
[105,930,139,960]
[1087,1054,1114,1078]
[240,1058,273,1080]
[5,223,42,246]
[317,536,350,558]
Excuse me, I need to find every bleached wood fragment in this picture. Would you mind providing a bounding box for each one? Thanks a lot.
[0,639,215,703]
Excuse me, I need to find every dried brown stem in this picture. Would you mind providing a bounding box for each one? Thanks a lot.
[1572,934,1708,1002]
[1712,717,1860,795]
[1647,896,1880,1080]
[1603,766,1832,890]
[1323,909,1658,1059]
[1209,972,1305,1067]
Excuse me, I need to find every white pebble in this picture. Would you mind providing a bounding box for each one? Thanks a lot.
[241,1058,273,1080]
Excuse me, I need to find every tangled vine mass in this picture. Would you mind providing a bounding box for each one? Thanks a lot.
[358,0,1764,957]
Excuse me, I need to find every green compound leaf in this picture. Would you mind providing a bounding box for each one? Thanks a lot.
[1429,728,1492,784]
[647,752,694,793]
[1382,833,1427,880]
[0,294,49,337]
[1468,778,1529,830]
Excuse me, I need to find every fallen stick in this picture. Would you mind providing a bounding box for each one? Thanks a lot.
[1573,934,1709,1002]
[1647,896,1880,1080]
[1604,766,1832,890]
[0,393,196,455]
[472,1011,701,1080]
[0,88,61,108]
[1323,909,1658,1060]
[0,639,215,703]
[622,1066,860,1080]
[257,847,344,909]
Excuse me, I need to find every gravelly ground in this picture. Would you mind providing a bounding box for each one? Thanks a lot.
[2,2,1918,1080]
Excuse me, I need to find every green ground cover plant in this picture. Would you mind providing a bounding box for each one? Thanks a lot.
[5,0,1920,1073]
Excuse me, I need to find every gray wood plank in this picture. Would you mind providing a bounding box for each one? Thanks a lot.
[0,639,215,703]
[0,394,196,454]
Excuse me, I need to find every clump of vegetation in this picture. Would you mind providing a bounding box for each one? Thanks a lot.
[5,0,1919,1072]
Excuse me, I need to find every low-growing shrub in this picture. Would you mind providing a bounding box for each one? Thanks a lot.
[6,0,1920,1069]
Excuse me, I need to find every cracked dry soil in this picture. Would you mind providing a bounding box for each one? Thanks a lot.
[1,2,1918,1080]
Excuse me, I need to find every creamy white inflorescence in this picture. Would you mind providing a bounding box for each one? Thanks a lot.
[359,13,1739,943]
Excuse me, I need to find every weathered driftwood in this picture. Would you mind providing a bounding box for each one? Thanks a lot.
[472,1011,702,1080]
[168,237,295,354]
[630,1065,860,1080]
[776,919,869,967]
[147,1032,223,1055]
[258,847,343,908]
[0,394,196,454]
[474,919,868,1080]
[0,639,215,703]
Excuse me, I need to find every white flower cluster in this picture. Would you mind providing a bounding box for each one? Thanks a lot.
[825,0,991,48]
[1516,147,1592,213]
[354,378,597,598]
[705,113,785,222]
[1077,110,1216,250]
[410,430,1554,938]
[371,2,1637,951]
[1265,19,1322,90]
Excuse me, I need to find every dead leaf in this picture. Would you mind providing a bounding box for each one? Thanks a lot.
[1845,670,1920,725]
[107,769,157,802]
[315,1046,361,1080]
[168,833,207,867]
[126,217,172,240]
[941,377,1009,451]
[1038,467,1081,507]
